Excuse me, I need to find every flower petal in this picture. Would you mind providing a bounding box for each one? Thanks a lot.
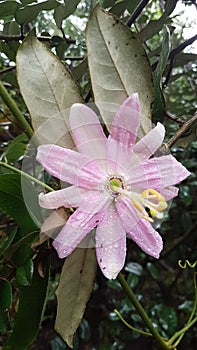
[140,155,190,191]
[53,191,112,258]
[39,185,85,209]
[110,93,140,149]
[96,203,126,279]
[127,155,190,194]
[105,137,131,177]
[132,122,165,161]
[37,144,106,188]
[69,103,106,159]
[116,197,163,258]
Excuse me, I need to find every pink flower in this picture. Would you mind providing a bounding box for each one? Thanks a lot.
[36,94,190,279]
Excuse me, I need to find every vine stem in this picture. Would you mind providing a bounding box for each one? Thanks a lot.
[0,161,53,192]
[0,80,34,140]
[117,273,170,350]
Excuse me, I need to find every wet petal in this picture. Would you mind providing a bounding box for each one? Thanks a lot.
[96,203,126,279]
[39,185,85,209]
[53,192,112,258]
[69,103,106,159]
[37,144,106,188]
[110,93,140,149]
[160,186,179,201]
[132,122,165,161]
[127,155,190,194]
[105,137,131,177]
[116,197,163,258]
[141,155,190,191]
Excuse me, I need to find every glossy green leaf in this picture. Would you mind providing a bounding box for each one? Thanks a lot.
[152,26,170,119]
[0,228,17,257]
[5,257,50,350]
[125,262,143,276]
[15,0,59,25]
[86,5,154,137]
[137,0,176,42]
[55,248,97,348]
[126,0,141,14]
[110,1,128,17]
[16,30,83,147]
[146,262,159,280]
[127,273,139,288]
[54,0,81,28]
[0,1,18,18]
[4,134,28,163]
[0,173,40,233]
[16,257,34,286]
[0,280,12,311]
[0,280,12,332]
[150,304,177,337]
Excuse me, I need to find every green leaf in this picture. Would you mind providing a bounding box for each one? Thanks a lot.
[126,0,141,14]
[0,280,12,309]
[0,1,18,19]
[137,0,176,42]
[55,248,97,348]
[16,257,34,286]
[125,262,143,276]
[86,5,154,137]
[4,134,28,163]
[110,1,128,17]
[54,0,81,28]
[0,228,17,257]
[152,26,170,119]
[0,280,12,332]
[16,30,83,148]
[150,304,177,337]
[0,173,40,233]
[5,257,50,350]
[72,58,88,81]
[15,0,59,25]
[146,262,159,280]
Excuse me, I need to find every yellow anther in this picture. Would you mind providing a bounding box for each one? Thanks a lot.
[142,188,165,202]
[140,214,154,223]
[132,200,143,212]
[150,209,157,217]
[156,200,167,211]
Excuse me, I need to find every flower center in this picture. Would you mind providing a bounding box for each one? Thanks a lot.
[108,179,167,222]
[106,176,124,198]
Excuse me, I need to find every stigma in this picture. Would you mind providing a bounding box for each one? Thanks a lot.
[108,178,167,222]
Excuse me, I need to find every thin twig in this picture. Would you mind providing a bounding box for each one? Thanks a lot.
[165,34,197,85]
[126,0,151,27]
[167,113,197,148]
[0,34,75,44]
[0,66,16,75]
[165,112,185,125]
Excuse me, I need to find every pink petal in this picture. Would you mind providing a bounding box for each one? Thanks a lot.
[37,144,106,189]
[69,103,106,159]
[141,155,190,191]
[132,122,165,161]
[53,192,112,258]
[160,186,179,201]
[39,185,85,209]
[110,93,140,149]
[105,137,131,176]
[96,203,126,279]
[116,197,163,258]
[127,155,190,195]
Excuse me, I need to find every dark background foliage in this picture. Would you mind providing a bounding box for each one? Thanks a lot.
[0,0,196,349]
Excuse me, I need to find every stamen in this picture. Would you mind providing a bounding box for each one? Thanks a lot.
[105,178,167,223]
